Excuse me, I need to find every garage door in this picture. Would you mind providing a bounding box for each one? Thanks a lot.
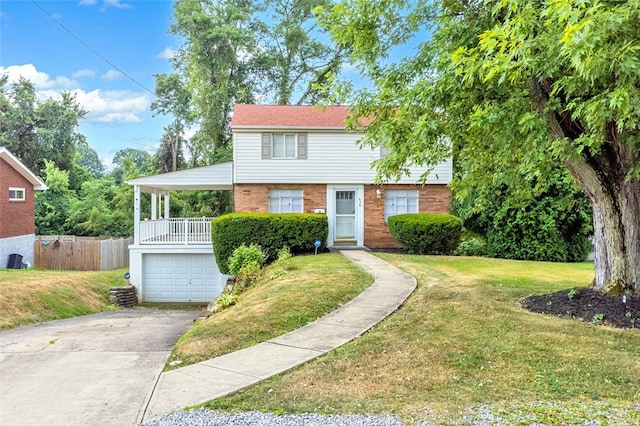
[143,254,224,302]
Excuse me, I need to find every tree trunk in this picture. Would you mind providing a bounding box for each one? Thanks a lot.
[565,157,640,295]
[534,79,640,295]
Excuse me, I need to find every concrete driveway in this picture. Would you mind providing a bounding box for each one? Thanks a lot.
[0,308,199,426]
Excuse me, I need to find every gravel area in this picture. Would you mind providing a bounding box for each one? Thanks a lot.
[143,403,640,426]
[143,410,405,426]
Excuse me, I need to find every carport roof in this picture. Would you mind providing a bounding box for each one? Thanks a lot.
[127,162,233,193]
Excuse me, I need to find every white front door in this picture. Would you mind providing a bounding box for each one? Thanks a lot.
[327,185,364,246]
[335,190,356,240]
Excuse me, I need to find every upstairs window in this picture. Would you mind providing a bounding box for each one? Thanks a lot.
[9,187,25,201]
[262,133,308,159]
[273,134,296,158]
[384,189,418,221]
[269,189,303,213]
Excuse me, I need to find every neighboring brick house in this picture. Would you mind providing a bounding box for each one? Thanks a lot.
[230,104,452,248]
[0,147,47,268]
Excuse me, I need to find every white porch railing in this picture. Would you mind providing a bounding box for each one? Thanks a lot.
[138,217,213,245]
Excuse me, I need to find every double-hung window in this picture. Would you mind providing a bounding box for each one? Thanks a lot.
[9,187,25,201]
[272,134,296,158]
[269,189,303,213]
[384,189,418,221]
[262,133,308,159]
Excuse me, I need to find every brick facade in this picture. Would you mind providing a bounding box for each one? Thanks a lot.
[0,157,36,238]
[364,184,451,248]
[234,183,452,249]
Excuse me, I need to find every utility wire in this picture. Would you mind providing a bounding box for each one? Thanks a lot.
[31,0,156,97]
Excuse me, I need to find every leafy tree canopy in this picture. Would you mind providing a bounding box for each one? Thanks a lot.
[320,0,640,294]
[0,75,87,173]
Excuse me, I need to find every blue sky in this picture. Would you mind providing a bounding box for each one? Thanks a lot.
[0,0,178,168]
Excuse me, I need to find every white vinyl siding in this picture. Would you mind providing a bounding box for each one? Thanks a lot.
[269,189,303,213]
[9,187,25,201]
[385,189,419,221]
[235,131,453,184]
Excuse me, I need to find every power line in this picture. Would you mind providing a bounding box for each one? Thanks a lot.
[30,0,156,97]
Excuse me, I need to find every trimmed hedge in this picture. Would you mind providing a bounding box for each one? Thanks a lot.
[388,213,463,255]
[211,213,328,274]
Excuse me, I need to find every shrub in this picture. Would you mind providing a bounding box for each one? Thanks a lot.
[211,213,328,274]
[276,245,292,262]
[228,244,265,276]
[232,262,263,294]
[388,213,463,255]
[455,231,487,256]
[215,293,238,310]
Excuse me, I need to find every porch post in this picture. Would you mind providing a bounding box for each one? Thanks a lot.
[164,194,170,219]
[151,193,157,220]
[133,185,141,245]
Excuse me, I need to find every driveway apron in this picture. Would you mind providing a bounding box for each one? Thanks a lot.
[0,309,198,426]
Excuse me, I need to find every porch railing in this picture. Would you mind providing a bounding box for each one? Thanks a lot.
[138,217,213,245]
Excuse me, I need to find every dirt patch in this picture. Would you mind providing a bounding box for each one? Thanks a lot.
[521,287,640,329]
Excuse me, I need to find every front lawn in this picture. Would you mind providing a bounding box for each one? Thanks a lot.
[165,252,373,370]
[199,254,640,424]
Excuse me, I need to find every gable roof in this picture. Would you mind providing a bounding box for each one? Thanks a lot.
[230,104,351,129]
[0,147,48,190]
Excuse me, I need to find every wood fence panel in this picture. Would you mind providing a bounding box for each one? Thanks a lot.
[34,236,131,271]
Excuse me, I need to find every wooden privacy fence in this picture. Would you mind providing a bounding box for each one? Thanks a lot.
[34,236,133,271]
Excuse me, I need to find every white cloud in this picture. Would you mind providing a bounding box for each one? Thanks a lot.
[71,89,150,123]
[78,0,98,5]
[73,68,96,79]
[155,47,176,60]
[104,0,133,9]
[101,69,123,81]
[1,64,150,124]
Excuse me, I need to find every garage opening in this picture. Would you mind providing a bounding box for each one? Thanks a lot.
[142,253,225,302]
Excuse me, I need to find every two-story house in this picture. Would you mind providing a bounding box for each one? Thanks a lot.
[127,104,452,303]
[0,147,48,268]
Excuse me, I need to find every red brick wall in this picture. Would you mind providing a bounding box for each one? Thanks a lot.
[234,183,326,213]
[0,158,36,238]
[234,183,452,249]
[364,184,452,249]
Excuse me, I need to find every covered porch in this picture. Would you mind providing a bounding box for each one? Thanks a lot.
[126,162,233,303]
[128,162,233,246]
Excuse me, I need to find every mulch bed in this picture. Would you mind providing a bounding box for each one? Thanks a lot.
[521,287,640,329]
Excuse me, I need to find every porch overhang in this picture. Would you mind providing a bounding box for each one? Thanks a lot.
[126,161,233,194]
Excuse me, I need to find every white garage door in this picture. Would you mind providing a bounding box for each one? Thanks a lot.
[143,254,224,302]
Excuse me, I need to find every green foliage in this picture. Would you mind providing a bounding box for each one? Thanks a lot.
[0,76,87,173]
[228,244,265,276]
[232,262,263,294]
[35,161,77,235]
[454,169,593,262]
[215,293,239,310]
[388,213,462,255]
[276,245,292,262]
[454,231,486,257]
[211,213,328,274]
[319,0,640,291]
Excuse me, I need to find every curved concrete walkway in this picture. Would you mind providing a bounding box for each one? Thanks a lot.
[141,250,417,424]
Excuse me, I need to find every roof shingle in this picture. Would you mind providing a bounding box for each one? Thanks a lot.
[230,104,350,128]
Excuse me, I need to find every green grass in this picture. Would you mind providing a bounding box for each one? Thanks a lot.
[0,268,128,329]
[195,254,640,424]
[165,253,373,370]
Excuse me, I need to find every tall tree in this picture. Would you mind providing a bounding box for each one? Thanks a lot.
[320,0,640,294]
[254,0,347,105]
[0,76,87,173]
[170,0,258,161]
